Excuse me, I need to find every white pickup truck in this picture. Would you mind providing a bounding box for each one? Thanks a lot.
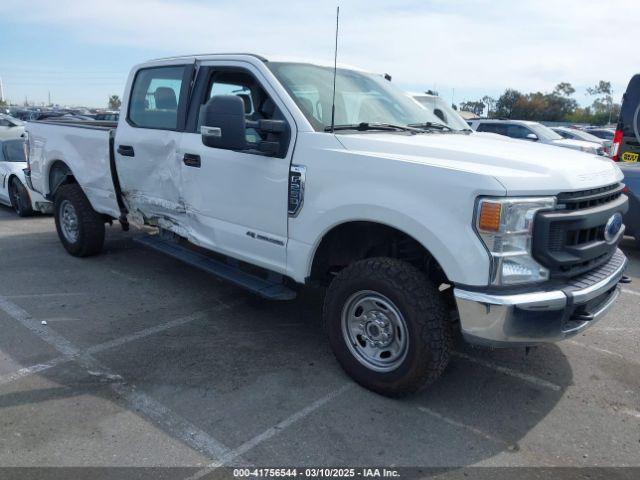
[25,54,629,396]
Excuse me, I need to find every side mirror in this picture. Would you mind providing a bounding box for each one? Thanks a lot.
[199,95,247,150]
[525,133,538,141]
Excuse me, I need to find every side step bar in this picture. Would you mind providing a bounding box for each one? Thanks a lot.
[135,234,297,301]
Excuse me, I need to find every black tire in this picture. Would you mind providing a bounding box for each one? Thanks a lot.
[9,178,34,217]
[54,183,105,257]
[324,257,451,397]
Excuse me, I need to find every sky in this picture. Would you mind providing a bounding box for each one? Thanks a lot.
[1,0,639,108]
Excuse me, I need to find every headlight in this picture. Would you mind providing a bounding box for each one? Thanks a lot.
[475,197,556,285]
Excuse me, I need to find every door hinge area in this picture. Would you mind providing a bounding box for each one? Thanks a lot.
[288,165,306,217]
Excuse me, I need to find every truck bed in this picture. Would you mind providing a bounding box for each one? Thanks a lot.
[26,120,121,219]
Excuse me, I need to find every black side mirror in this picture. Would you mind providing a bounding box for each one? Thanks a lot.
[199,95,247,150]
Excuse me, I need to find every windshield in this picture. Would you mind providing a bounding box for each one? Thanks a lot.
[412,95,470,131]
[2,140,27,162]
[268,62,466,132]
[529,123,563,141]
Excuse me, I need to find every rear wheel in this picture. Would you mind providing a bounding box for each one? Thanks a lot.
[54,183,105,257]
[9,179,34,217]
[323,257,451,397]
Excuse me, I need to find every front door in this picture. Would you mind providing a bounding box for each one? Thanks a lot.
[177,62,295,273]
[114,63,192,233]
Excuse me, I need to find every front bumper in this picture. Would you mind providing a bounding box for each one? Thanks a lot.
[454,249,628,346]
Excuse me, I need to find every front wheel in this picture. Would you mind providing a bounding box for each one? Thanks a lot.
[54,183,105,257]
[9,179,34,217]
[323,257,451,397]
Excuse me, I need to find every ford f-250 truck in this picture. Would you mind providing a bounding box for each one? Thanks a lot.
[25,54,630,396]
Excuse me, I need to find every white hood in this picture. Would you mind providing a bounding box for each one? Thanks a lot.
[336,131,622,195]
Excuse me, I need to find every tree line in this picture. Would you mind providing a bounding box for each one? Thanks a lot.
[458,80,619,125]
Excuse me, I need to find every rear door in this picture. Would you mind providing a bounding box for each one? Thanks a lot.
[114,63,193,231]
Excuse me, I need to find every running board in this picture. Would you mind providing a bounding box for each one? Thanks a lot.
[135,234,297,301]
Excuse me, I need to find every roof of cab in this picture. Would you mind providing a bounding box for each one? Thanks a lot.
[145,53,372,73]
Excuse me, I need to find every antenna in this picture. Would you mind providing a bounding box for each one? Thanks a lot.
[330,6,340,133]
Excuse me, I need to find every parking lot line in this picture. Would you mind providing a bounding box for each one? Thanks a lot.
[622,288,640,297]
[185,383,354,478]
[4,292,88,299]
[417,405,505,445]
[451,351,562,391]
[0,356,75,387]
[0,293,236,463]
[566,340,627,360]
[0,298,242,388]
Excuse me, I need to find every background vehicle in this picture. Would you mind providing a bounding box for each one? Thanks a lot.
[0,114,25,140]
[0,138,51,216]
[611,74,640,163]
[585,127,615,141]
[25,54,629,396]
[619,164,640,247]
[551,126,611,155]
[410,93,471,131]
[469,119,605,155]
[94,111,120,122]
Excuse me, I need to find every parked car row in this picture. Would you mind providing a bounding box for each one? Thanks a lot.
[468,119,606,156]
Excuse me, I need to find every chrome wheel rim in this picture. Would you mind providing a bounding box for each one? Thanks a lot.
[341,290,409,372]
[59,200,79,243]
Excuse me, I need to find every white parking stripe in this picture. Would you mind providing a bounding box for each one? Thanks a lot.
[0,300,241,388]
[620,407,640,419]
[622,288,640,297]
[0,356,75,387]
[186,383,354,478]
[212,384,353,467]
[452,351,562,392]
[0,294,234,462]
[4,292,87,299]
[418,406,505,444]
[566,340,626,360]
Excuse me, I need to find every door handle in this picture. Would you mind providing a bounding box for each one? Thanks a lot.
[183,153,201,168]
[117,145,135,157]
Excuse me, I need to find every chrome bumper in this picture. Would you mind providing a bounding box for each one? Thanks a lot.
[454,249,628,346]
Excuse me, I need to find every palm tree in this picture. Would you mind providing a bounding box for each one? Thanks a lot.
[108,95,121,110]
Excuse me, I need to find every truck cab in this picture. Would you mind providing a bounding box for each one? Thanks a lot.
[25,54,630,396]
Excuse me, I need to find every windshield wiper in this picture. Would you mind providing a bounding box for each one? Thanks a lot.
[325,122,423,133]
[407,121,454,131]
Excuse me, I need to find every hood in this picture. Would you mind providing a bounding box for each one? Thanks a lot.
[336,131,622,195]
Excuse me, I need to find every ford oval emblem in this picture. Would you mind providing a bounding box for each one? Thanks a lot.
[604,213,623,242]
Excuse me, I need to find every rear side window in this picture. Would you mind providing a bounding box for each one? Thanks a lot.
[128,66,188,130]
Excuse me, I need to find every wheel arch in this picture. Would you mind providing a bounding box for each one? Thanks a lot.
[47,160,76,198]
[308,219,450,287]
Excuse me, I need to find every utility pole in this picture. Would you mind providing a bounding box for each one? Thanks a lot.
[48,91,51,106]
[0,76,4,103]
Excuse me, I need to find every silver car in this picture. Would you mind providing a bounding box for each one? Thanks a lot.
[552,126,611,156]
[468,119,605,155]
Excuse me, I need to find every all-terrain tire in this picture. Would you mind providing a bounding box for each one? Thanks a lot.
[9,178,34,217]
[323,257,451,397]
[54,183,105,257]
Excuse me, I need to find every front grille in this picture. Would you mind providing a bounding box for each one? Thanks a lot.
[533,183,628,278]
[556,183,624,211]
